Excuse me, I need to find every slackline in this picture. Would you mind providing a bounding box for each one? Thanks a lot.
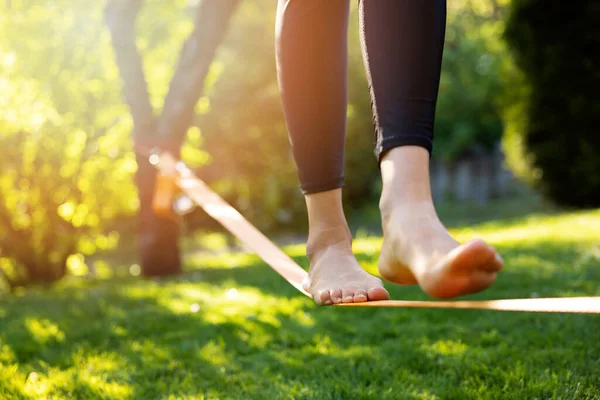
[145,149,600,314]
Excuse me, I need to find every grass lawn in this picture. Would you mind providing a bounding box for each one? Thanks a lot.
[1,203,599,399]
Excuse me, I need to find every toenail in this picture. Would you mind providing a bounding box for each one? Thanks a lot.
[344,296,353,301]
[324,299,333,305]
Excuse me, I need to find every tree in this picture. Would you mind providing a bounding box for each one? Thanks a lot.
[105,0,240,276]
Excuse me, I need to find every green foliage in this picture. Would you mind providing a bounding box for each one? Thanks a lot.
[503,0,600,208]
[435,0,510,161]
[0,2,136,287]
[1,208,599,398]
[0,0,227,286]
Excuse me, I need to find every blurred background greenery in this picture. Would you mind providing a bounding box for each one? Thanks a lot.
[0,0,598,289]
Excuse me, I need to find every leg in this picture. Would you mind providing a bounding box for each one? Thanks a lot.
[276,0,389,305]
[359,0,503,298]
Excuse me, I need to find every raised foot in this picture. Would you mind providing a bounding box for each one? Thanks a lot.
[304,242,390,306]
[378,206,504,299]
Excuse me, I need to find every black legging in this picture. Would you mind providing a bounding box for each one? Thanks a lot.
[276,0,446,194]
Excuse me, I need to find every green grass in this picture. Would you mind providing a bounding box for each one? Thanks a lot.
[1,205,600,399]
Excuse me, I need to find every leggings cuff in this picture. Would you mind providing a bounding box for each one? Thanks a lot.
[376,134,433,164]
[301,177,345,195]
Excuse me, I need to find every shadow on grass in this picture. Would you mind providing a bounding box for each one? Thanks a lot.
[1,281,315,397]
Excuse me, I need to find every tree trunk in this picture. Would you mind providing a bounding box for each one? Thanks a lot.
[106,0,239,276]
[136,151,182,276]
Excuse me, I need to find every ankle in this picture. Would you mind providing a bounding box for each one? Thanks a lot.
[306,225,352,262]
[379,146,434,219]
[304,188,353,261]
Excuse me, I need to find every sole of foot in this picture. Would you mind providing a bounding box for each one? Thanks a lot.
[379,238,503,299]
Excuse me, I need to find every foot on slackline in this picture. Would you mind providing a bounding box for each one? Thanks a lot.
[378,200,504,299]
[303,227,390,306]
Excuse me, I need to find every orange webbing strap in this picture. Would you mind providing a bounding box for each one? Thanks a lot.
[150,151,310,297]
[335,297,600,313]
[149,151,600,314]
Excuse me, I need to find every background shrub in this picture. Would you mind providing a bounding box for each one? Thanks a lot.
[503,0,600,208]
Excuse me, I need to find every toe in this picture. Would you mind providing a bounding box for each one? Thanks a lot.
[330,289,343,304]
[479,244,503,273]
[491,252,504,271]
[452,239,496,272]
[367,286,390,301]
[316,290,333,306]
[353,289,368,303]
[341,288,356,303]
[481,253,503,273]
[469,270,498,294]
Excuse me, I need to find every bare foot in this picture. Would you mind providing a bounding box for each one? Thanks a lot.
[304,229,390,306]
[378,201,503,299]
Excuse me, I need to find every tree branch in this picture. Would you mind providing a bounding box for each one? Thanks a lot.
[156,0,240,144]
[105,0,155,138]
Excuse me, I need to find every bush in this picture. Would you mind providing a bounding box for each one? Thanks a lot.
[0,2,136,289]
[503,0,600,208]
